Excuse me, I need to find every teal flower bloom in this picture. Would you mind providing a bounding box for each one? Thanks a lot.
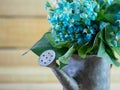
[30,0,120,69]
[115,11,120,20]
[47,0,99,46]
[97,0,113,5]
[106,25,120,47]
[115,11,120,27]
[100,22,109,30]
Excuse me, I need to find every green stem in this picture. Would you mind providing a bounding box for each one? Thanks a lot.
[58,46,76,64]
[65,46,75,58]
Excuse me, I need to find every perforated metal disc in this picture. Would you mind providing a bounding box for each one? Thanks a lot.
[38,50,56,66]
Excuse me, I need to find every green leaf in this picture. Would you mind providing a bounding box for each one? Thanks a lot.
[78,42,93,58]
[58,46,75,69]
[105,25,113,45]
[30,32,68,59]
[66,0,73,3]
[104,14,115,24]
[97,12,115,25]
[45,32,70,48]
[113,0,120,4]
[97,40,120,66]
[112,46,120,56]
[105,24,119,47]
[79,32,101,56]
[92,32,101,50]
[97,10,105,21]
[59,62,67,69]
[97,2,120,24]
[105,44,117,60]
[106,3,120,14]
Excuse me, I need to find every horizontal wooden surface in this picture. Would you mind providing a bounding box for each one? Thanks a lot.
[0,83,119,90]
[0,49,120,83]
[0,67,58,83]
[0,66,118,83]
[0,49,58,83]
[0,49,38,67]
[0,49,119,89]
[0,18,49,48]
[0,83,62,90]
[0,0,47,16]
[0,66,119,83]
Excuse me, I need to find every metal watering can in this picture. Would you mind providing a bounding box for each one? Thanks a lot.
[38,50,110,90]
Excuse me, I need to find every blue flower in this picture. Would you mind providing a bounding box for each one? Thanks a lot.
[100,22,109,30]
[111,40,117,47]
[96,0,113,5]
[84,34,93,41]
[47,0,99,46]
[115,11,120,27]
[116,31,120,40]
[107,25,120,47]
[107,0,113,5]
[115,11,120,20]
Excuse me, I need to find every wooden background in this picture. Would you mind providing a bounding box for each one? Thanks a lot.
[0,0,120,90]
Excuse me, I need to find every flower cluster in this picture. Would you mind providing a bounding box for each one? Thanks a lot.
[115,11,120,27]
[31,0,120,69]
[107,11,120,47]
[47,0,100,46]
[97,0,113,5]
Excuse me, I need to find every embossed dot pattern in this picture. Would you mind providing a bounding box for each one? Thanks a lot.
[38,50,55,66]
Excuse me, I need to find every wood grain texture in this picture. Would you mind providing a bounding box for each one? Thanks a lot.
[0,83,62,90]
[0,18,49,48]
[0,67,58,83]
[0,49,119,83]
[0,49,38,67]
[0,0,47,16]
[0,83,119,90]
[0,66,119,83]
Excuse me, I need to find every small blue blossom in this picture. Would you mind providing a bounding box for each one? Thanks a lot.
[115,11,120,20]
[47,0,99,46]
[100,22,109,30]
[84,34,93,41]
[116,20,120,27]
[111,40,117,46]
[97,0,113,5]
[114,11,120,27]
[116,31,120,40]
[107,25,120,47]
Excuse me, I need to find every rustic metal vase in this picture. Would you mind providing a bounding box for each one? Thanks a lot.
[52,55,110,90]
[39,50,110,90]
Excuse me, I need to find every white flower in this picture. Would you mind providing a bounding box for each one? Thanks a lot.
[49,0,60,8]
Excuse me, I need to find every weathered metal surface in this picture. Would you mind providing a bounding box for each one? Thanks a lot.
[39,50,110,90]
[63,55,110,90]
[52,68,79,90]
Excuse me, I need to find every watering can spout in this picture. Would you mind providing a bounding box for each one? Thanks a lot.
[51,67,79,90]
[38,50,79,90]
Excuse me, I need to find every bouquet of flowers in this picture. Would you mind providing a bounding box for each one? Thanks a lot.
[31,0,120,69]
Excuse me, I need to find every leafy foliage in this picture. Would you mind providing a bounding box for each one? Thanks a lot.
[30,0,120,69]
[97,40,120,66]
[31,32,68,59]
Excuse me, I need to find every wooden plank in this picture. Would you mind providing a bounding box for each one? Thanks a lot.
[0,49,39,67]
[0,66,119,83]
[0,67,58,83]
[111,67,120,82]
[0,49,58,83]
[0,83,62,90]
[0,18,49,48]
[0,83,119,90]
[0,0,47,16]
